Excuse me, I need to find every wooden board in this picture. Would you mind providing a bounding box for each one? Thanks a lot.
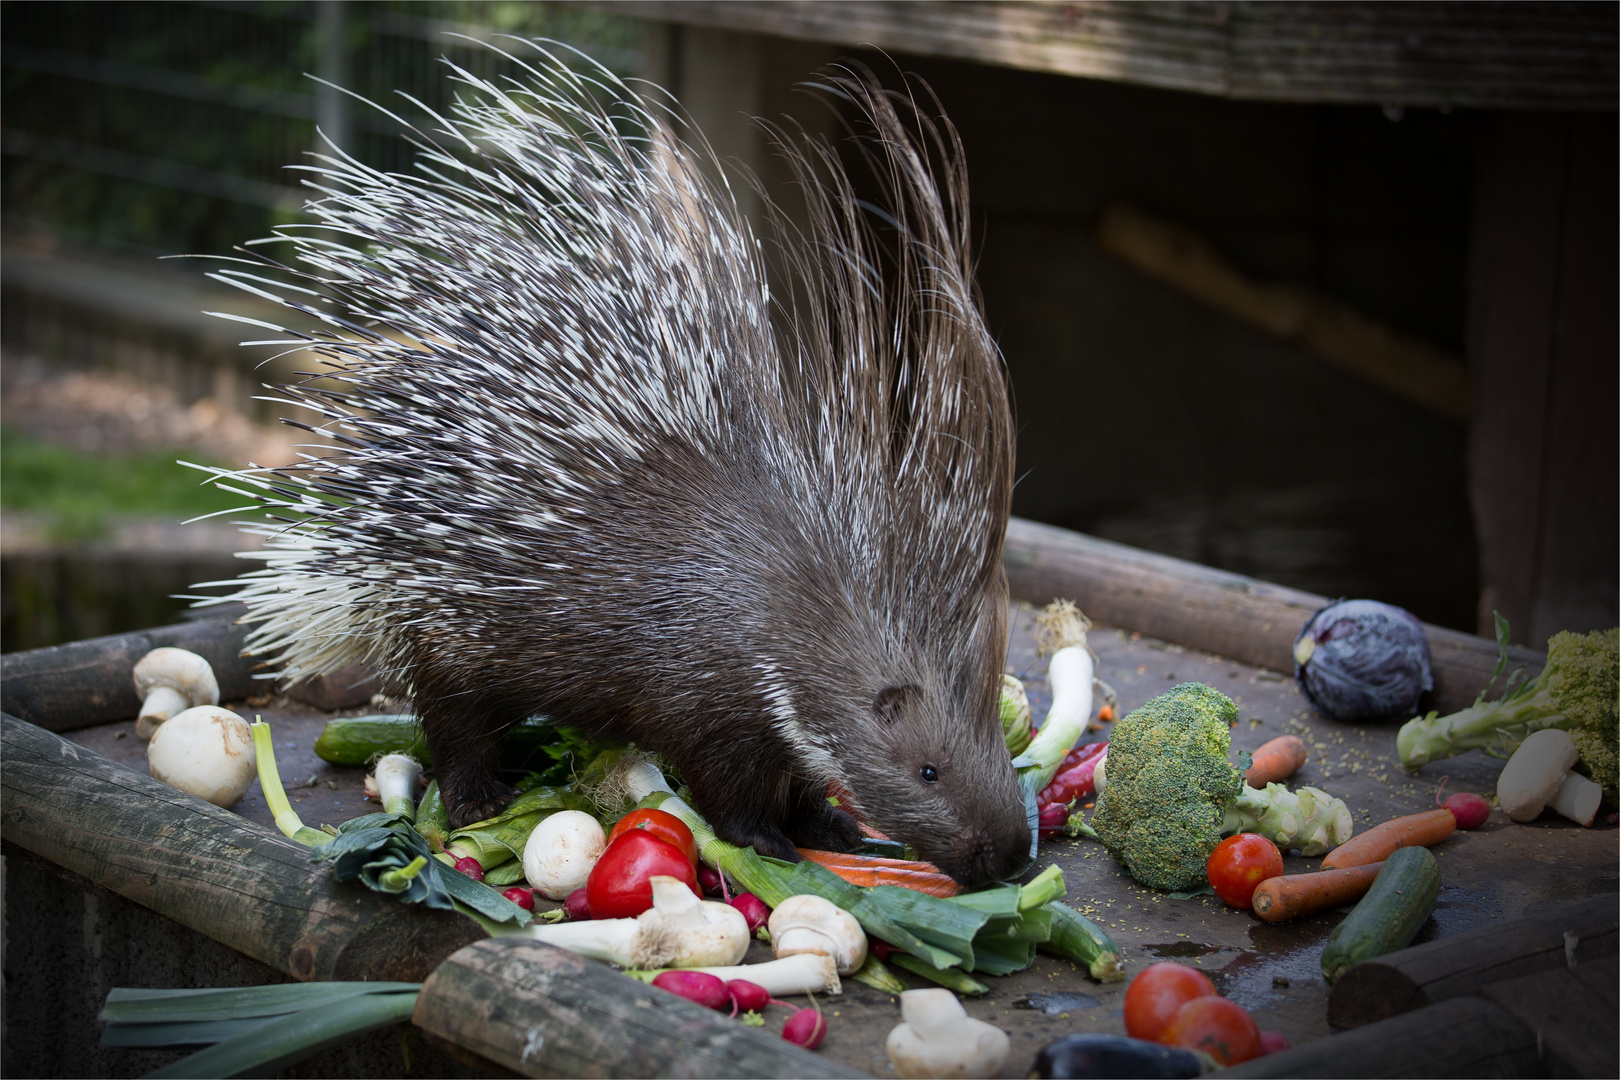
[611,1,1619,111]
[414,937,864,1079]
[40,600,1615,1077]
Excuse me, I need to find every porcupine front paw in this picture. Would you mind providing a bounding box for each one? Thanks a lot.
[786,804,863,853]
[711,816,802,862]
[443,778,516,830]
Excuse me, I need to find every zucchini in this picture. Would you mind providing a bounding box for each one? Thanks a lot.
[313,714,560,769]
[1320,844,1440,984]
[1039,902,1125,982]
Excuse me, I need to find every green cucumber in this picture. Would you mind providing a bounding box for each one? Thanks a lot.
[1320,845,1440,984]
[1039,901,1126,982]
[313,714,559,769]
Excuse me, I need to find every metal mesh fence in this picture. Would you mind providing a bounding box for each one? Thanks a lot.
[2,0,645,261]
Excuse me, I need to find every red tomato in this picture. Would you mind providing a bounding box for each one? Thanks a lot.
[1123,962,1217,1041]
[607,808,699,868]
[586,830,699,919]
[1206,833,1284,908]
[1158,996,1262,1066]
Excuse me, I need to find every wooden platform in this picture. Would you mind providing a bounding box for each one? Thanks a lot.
[3,521,1614,1078]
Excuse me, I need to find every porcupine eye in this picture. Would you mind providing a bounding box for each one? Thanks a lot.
[919,764,939,783]
[873,684,918,724]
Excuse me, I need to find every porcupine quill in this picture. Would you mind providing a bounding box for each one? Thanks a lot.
[191,40,1029,888]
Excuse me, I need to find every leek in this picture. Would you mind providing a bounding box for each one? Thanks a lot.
[249,721,330,847]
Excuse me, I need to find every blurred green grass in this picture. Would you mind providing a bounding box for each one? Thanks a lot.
[1,427,244,543]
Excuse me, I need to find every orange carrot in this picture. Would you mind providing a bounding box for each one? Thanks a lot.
[1097,704,1115,723]
[1245,735,1309,787]
[1320,808,1456,870]
[1251,862,1384,922]
[796,848,962,897]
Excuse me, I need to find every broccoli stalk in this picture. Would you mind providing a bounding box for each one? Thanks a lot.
[1223,783,1353,857]
[1396,620,1617,799]
[1088,683,1356,892]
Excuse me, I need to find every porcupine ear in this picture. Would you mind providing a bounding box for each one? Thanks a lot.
[757,65,1015,633]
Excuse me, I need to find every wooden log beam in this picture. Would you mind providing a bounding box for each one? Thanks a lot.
[1095,202,1469,423]
[0,713,484,982]
[1477,954,1619,1080]
[0,611,254,732]
[413,936,865,1079]
[1220,995,1547,1078]
[1002,515,1546,714]
[1327,894,1617,1029]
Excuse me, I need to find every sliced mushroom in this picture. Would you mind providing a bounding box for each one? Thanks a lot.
[1497,728,1602,826]
[886,987,1010,1079]
[768,894,867,974]
[133,648,220,740]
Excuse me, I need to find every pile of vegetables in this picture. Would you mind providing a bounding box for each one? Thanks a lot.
[1083,682,1353,892]
[247,700,1128,1054]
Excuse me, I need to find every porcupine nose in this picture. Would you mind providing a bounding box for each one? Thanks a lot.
[944,817,1032,889]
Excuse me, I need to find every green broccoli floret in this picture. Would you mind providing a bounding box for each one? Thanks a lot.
[1090,683,1244,892]
[1397,622,1618,799]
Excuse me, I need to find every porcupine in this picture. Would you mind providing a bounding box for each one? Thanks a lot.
[199,43,1029,887]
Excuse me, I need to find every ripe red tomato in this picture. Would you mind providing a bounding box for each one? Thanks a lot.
[1206,833,1284,908]
[585,830,700,919]
[607,808,699,868]
[1123,962,1217,1041]
[1158,996,1262,1065]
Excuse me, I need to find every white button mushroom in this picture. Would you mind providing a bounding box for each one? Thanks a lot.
[767,894,868,974]
[133,648,220,740]
[1497,728,1603,827]
[523,810,608,900]
[531,874,749,969]
[147,705,257,808]
[885,987,1010,1079]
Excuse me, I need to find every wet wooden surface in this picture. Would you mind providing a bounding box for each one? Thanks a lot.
[64,601,1618,1078]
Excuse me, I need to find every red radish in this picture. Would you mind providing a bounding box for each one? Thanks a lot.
[698,865,725,896]
[1435,777,1490,830]
[727,979,784,1015]
[730,892,771,933]
[1038,802,1069,839]
[452,856,485,881]
[1259,1030,1292,1056]
[502,886,536,911]
[563,887,591,921]
[868,938,895,960]
[783,1005,827,1049]
[652,970,730,1010]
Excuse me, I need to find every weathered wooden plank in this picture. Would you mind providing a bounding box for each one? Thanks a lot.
[611,1,1618,110]
[0,713,484,982]
[0,612,254,731]
[1466,112,1620,643]
[1478,954,1619,1080]
[412,937,865,1079]
[1327,894,1618,1029]
[1001,515,1544,714]
[1220,995,1547,1078]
